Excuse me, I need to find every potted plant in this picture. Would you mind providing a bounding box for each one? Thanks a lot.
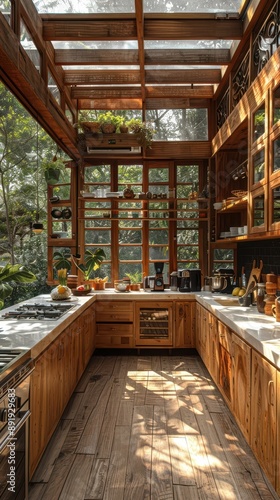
[125,270,142,291]
[98,112,123,134]
[0,263,37,310]
[71,248,107,289]
[42,155,66,185]
[127,119,155,149]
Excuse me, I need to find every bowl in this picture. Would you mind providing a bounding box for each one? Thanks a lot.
[72,288,92,296]
[114,280,130,292]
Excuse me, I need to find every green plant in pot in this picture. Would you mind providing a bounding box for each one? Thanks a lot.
[125,270,142,291]
[43,155,66,185]
[0,263,37,310]
[98,112,123,134]
[71,248,107,289]
[127,119,155,149]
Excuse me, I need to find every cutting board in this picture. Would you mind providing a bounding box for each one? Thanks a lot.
[246,259,263,293]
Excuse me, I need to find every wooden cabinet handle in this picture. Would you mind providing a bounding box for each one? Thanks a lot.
[268,380,274,406]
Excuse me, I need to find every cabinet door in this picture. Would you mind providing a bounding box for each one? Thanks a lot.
[251,350,276,487]
[232,333,251,442]
[174,301,196,347]
[135,301,173,346]
[218,321,233,406]
[208,314,219,383]
[29,335,64,476]
[199,305,210,365]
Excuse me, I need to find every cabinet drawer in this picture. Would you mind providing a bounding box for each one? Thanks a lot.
[97,323,133,335]
[96,301,133,322]
[96,334,134,348]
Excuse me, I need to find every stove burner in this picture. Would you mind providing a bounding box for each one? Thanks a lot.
[1,302,74,320]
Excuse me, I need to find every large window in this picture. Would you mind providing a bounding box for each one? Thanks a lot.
[81,161,205,285]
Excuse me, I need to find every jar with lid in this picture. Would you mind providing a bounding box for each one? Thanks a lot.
[123,184,134,199]
[256,283,266,313]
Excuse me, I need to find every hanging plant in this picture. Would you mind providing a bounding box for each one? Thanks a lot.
[42,155,66,185]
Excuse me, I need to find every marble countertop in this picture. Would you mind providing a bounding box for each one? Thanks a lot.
[1,289,280,369]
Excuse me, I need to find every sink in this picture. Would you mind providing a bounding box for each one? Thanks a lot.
[213,297,240,307]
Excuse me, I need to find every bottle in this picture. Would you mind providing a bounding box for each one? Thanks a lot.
[256,283,266,313]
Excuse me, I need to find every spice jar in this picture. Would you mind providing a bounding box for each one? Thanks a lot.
[256,283,266,313]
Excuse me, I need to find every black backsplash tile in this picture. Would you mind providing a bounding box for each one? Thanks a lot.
[237,239,280,279]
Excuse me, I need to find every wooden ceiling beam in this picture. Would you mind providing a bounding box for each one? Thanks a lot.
[146,86,214,98]
[71,85,213,100]
[144,19,243,40]
[55,48,229,66]
[55,49,139,65]
[71,87,142,99]
[77,98,142,110]
[145,49,230,65]
[145,69,221,84]
[43,19,137,41]
[42,17,242,41]
[64,70,141,85]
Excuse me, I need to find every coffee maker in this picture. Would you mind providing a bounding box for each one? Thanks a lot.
[178,269,201,292]
[153,262,165,291]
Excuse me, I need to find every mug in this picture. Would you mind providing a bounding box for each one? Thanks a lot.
[272,297,280,322]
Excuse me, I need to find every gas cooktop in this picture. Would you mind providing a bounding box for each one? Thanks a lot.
[1,302,74,321]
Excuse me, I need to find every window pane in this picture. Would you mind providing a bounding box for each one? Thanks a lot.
[146,109,208,141]
[148,168,169,183]
[20,20,41,72]
[48,71,60,104]
[119,246,142,260]
[0,0,11,25]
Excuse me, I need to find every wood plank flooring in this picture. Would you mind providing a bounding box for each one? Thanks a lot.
[29,352,280,500]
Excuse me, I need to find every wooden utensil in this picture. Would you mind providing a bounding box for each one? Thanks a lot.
[245,259,263,294]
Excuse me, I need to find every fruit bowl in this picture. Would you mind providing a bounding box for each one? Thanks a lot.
[72,288,92,296]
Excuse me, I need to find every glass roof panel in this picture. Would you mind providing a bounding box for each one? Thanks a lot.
[63,65,140,70]
[52,41,138,50]
[33,0,135,14]
[143,0,243,13]
[144,41,232,49]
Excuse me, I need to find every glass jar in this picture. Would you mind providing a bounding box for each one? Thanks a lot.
[123,184,134,199]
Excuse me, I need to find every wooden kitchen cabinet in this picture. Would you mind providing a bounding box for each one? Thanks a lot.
[95,301,134,348]
[251,350,277,487]
[174,301,196,347]
[217,320,233,407]
[29,304,95,477]
[231,332,251,443]
[29,331,70,477]
[196,303,210,365]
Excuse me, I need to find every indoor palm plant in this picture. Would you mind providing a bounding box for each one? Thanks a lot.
[0,263,37,310]
[71,248,107,289]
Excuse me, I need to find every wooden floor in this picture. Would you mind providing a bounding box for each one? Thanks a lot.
[29,352,279,500]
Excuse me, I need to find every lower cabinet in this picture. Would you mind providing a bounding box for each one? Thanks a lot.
[196,303,278,494]
[29,305,95,478]
[231,332,251,443]
[251,350,277,487]
[95,301,134,348]
[174,301,196,347]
